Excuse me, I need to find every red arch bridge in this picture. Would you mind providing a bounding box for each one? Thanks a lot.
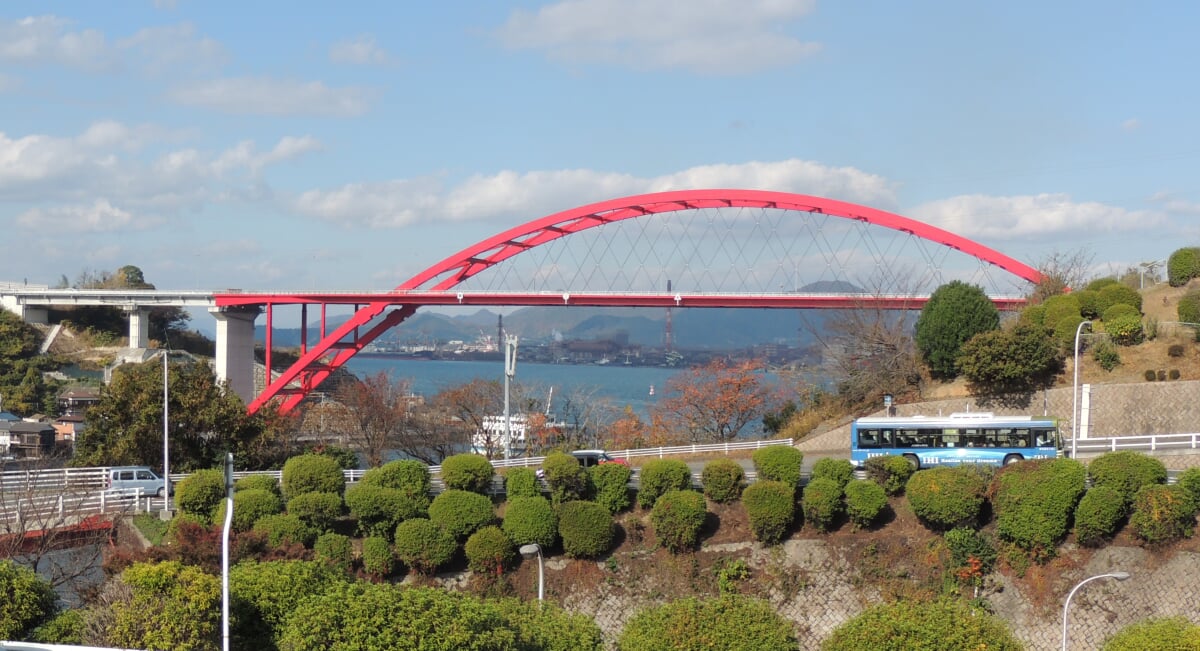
[205,189,1040,414]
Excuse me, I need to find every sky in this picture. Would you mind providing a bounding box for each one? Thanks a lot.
[3,1,1199,302]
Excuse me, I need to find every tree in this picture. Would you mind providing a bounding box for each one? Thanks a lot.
[1028,249,1095,303]
[0,559,58,641]
[0,309,62,416]
[72,358,271,471]
[651,357,772,443]
[915,281,999,379]
[430,379,504,458]
[332,371,413,468]
[957,322,1064,401]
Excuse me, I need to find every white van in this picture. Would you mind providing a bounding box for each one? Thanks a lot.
[105,466,169,497]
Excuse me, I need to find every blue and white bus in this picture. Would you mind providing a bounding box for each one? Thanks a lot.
[850,412,1060,470]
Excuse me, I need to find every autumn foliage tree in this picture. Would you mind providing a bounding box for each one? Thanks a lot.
[651,358,772,443]
[333,371,414,468]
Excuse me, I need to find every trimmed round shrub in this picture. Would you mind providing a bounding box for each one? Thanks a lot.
[213,488,282,532]
[558,500,614,558]
[0,559,58,641]
[618,595,797,651]
[542,452,591,504]
[504,467,540,499]
[439,453,495,494]
[393,518,456,575]
[428,489,496,541]
[811,458,855,489]
[252,513,316,548]
[590,462,633,514]
[175,468,225,522]
[1074,289,1102,319]
[165,511,209,544]
[313,532,353,572]
[464,525,516,575]
[844,479,887,529]
[1087,451,1168,506]
[701,458,745,503]
[360,459,430,498]
[490,599,605,651]
[1102,302,1140,322]
[344,483,428,540]
[823,598,1022,650]
[864,455,914,495]
[30,609,84,645]
[361,536,395,578]
[637,458,692,509]
[752,446,804,487]
[1098,283,1143,313]
[235,473,281,496]
[286,491,343,533]
[501,495,557,549]
[991,458,1086,558]
[802,477,844,533]
[906,466,987,530]
[1179,289,1200,324]
[281,454,345,500]
[1074,486,1127,547]
[1102,616,1200,650]
[650,490,707,553]
[1129,484,1194,544]
[1105,313,1145,346]
[1168,246,1200,287]
[230,559,353,650]
[742,480,795,545]
[1042,293,1082,332]
[1175,466,1200,514]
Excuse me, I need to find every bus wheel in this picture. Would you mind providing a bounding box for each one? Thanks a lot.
[903,454,920,470]
[1003,454,1023,466]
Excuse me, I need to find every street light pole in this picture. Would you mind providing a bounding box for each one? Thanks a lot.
[503,335,518,460]
[162,350,170,513]
[519,543,544,602]
[1071,320,1093,460]
[1061,571,1130,650]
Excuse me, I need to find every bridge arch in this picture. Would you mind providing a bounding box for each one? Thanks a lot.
[250,189,1041,413]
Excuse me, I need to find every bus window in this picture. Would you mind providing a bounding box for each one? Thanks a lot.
[1034,429,1055,447]
[859,429,881,449]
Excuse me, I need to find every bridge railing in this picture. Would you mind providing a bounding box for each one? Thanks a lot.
[1066,433,1200,455]
[0,488,148,527]
[0,467,108,493]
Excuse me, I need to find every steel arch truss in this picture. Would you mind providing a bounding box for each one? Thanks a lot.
[246,189,1042,414]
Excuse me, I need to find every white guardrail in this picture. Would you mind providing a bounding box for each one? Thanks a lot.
[1065,433,1200,455]
[0,488,153,527]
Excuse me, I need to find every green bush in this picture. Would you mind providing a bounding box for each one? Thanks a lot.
[1179,289,1200,324]
[1097,283,1142,313]
[1053,313,1086,347]
[281,454,345,500]
[906,466,988,530]
[29,609,84,645]
[1042,293,1082,332]
[231,559,352,651]
[1087,451,1168,506]
[752,446,805,487]
[464,525,516,575]
[618,595,797,651]
[102,561,220,651]
[701,458,745,503]
[504,467,540,499]
[1074,486,1127,547]
[343,483,428,540]
[1167,246,1200,287]
[915,280,1001,378]
[501,495,558,549]
[235,473,281,496]
[491,598,605,651]
[844,479,887,529]
[360,459,430,499]
[1104,313,1145,346]
[393,518,457,575]
[864,455,914,495]
[811,458,855,489]
[213,488,283,532]
[285,491,343,533]
[542,452,591,504]
[943,527,997,577]
[1102,616,1200,650]
[1085,277,1120,291]
[0,559,58,641]
[742,480,796,545]
[165,511,210,544]
[1074,289,1102,319]
[590,462,633,514]
[1092,339,1121,371]
[313,532,353,572]
[428,489,496,541]
[252,513,316,548]
[991,458,1086,559]
[1175,467,1200,513]
[175,468,225,522]
[650,490,708,553]
[1101,303,1140,323]
[1130,484,1194,544]
[822,598,1022,650]
[361,536,396,578]
[558,500,615,559]
[802,477,844,533]
[1020,303,1046,327]
[439,453,495,494]
[637,458,693,509]
[1144,369,1158,382]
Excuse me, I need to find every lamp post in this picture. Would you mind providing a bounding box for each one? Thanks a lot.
[519,543,544,602]
[503,335,518,459]
[162,350,171,513]
[1071,320,1093,460]
[1061,571,1130,650]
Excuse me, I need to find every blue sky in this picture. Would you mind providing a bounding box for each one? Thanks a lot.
[2,1,1198,297]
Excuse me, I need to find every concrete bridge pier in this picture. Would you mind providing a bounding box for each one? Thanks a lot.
[210,306,262,405]
[125,307,151,348]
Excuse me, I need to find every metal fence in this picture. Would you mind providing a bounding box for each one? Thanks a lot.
[1066,432,1200,455]
[0,487,151,527]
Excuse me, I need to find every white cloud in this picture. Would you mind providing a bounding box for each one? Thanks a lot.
[293,159,896,227]
[496,0,820,74]
[0,15,110,70]
[168,77,374,116]
[1122,118,1141,131]
[16,199,151,232]
[117,23,228,75]
[909,193,1165,239]
[330,35,391,65]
